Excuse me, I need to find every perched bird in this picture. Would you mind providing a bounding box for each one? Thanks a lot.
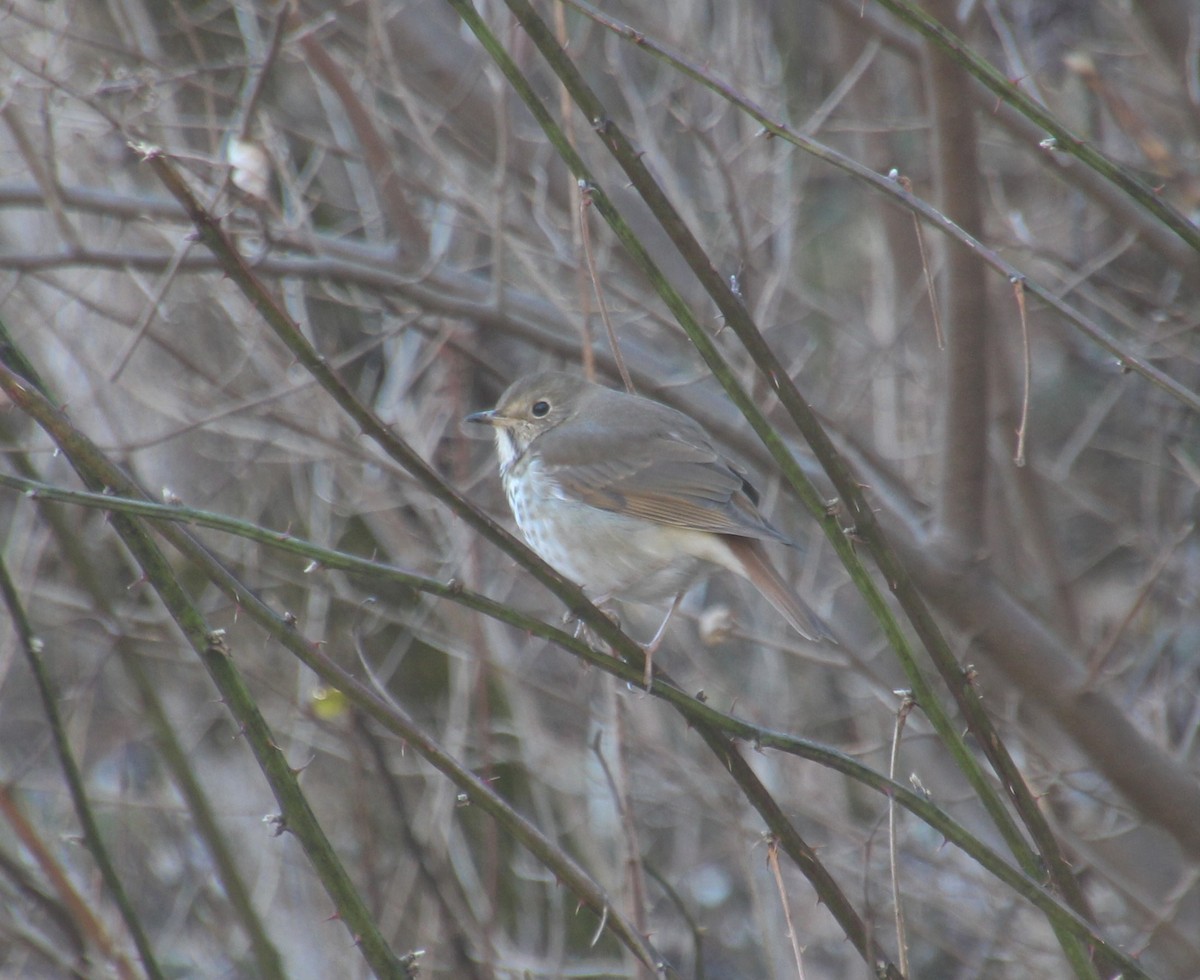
[466,372,833,679]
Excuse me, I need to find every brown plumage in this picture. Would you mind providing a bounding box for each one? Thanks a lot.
[466,371,834,646]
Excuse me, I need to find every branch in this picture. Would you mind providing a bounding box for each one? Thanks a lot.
[867,0,1200,254]
[478,0,1079,933]
[0,475,1158,979]
[554,0,1200,413]
[923,0,991,554]
[0,176,1193,414]
[0,351,409,978]
[0,563,151,980]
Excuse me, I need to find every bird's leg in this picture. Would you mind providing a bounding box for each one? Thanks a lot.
[642,592,684,689]
[567,596,621,647]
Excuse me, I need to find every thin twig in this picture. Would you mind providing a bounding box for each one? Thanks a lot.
[888,694,915,977]
[865,0,1200,254]
[591,715,652,978]
[552,0,596,381]
[108,235,194,382]
[0,473,1161,979]
[0,103,81,252]
[896,172,944,350]
[552,0,1200,413]
[579,181,633,392]
[229,1,291,141]
[1085,522,1194,684]
[766,837,807,980]
[1012,276,1031,467]
[0,563,159,980]
[486,11,1109,970]
[296,17,427,250]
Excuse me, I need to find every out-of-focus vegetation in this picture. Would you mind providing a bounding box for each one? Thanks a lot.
[0,0,1197,977]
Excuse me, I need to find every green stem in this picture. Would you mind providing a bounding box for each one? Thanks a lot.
[0,473,1155,980]
[0,358,408,979]
[867,0,1200,254]
[0,558,160,980]
[456,0,1102,970]
[556,0,1200,411]
[137,138,900,976]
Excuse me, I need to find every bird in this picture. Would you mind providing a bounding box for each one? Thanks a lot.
[465,371,833,681]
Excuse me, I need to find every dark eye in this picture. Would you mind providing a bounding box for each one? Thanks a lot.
[531,400,551,418]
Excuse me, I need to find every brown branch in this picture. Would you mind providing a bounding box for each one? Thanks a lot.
[841,437,1200,862]
[922,1,991,552]
[823,0,1200,282]
[0,782,140,980]
[295,18,428,253]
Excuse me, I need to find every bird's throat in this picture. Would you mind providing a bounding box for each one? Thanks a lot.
[494,427,524,477]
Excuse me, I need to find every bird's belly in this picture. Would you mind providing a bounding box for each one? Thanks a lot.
[506,481,720,604]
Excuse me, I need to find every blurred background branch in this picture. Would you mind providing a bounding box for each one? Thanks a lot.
[0,0,1197,976]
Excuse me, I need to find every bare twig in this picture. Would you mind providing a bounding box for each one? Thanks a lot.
[887,694,915,978]
[579,181,633,392]
[471,0,1087,955]
[895,172,944,350]
[1012,276,1031,467]
[553,0,1200,413]
[766,837,807,980]
[0,628,145,980]
[591,712,651,978]
[0,103,81,252]
[0,473,1160,978]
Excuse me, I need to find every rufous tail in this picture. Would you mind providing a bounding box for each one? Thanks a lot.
[724,537,836,644]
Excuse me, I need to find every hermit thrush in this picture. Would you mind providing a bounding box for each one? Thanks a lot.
[466,372,833,660]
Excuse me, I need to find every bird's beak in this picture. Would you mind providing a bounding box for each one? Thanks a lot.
[463,408,519,437]
[463,409,498,426]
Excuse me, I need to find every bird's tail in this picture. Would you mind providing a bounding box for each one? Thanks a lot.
[724,537,836,644]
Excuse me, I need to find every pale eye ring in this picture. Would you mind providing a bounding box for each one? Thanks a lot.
[531,400,551,418]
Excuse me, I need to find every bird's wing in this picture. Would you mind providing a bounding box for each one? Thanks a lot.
[533,400,785,541]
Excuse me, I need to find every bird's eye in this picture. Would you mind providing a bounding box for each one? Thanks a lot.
[531,400,551,418]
